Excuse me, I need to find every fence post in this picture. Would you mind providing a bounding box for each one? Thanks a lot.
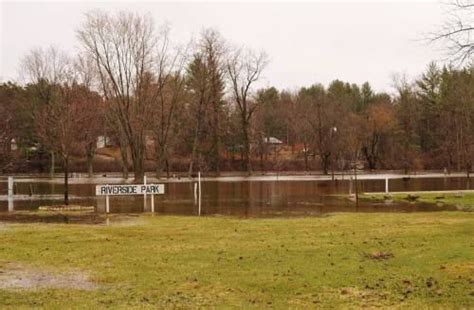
[8,176,13,212]
[194,182,198,205]
[198,172,202,216]
[385,177,389,194]
[349,177,353,195]
[8,176,13,198]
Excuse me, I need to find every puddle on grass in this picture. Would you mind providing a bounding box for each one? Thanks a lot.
[0,212,106,224]
[0,263,97,291]
[0,212,148,225]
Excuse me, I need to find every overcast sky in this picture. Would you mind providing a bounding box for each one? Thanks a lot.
[1,1,447,93]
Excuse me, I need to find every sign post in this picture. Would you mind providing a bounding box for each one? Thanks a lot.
[143,176,147,211]
[105,189,110,213]
[151,192,155,213]
[96,183,165,213]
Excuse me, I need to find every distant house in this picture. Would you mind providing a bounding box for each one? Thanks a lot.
[96,136,111,149]
[10,138,18,151]
[264,137,283,145]
[262,137,285,157]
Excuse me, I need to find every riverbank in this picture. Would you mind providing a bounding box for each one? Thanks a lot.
[1,213,473,308]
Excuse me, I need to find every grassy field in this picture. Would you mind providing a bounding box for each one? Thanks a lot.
[0,212,473,308]
[362,192,474,211]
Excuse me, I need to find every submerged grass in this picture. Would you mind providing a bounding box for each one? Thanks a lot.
[362,192,474,211]
[0,212,473,308]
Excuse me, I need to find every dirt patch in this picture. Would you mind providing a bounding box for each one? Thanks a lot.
[364,251,394,260]
[338,287,389,306]
[106,215,145,227]
[0,263,97,291]
[0,212,148,226]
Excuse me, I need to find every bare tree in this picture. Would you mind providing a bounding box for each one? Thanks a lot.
[186,29,227,176]
[201,29,227,175]
[433,0,474,63]
[146,30,189,179]
[21,46,72,176]
[0,85,14,170]
[74,54,105,177]
[345,113,364,207]
[77,11,158,181]
[0,99,11,152]
[292,94,313,171]
[22,47,83,205]
[226,48,268,174]
[297,84,337,175]
[361,99,396,170]
[187,54,211,176]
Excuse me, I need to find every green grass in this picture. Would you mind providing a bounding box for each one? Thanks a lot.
[0,213,473,308]
[362,192,474,211]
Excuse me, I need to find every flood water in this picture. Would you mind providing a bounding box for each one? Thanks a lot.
[0,175,469,217]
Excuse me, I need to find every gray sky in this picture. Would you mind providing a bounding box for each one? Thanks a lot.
[1,1,446,93]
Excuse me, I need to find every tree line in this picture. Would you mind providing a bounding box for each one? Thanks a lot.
[1,9,474,186]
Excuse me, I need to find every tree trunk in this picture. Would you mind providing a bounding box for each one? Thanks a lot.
[189,128,200,177]
[331,156,335,181]
[303,142,309,171]
[189,98,206,177]
[85,142,96,178]
[118,133,129,179]
[321,152,330,175]
[64,156,69,206]
[213,103,220,176]
[156,146,166,179]
[120,148,128,179]
[354,159,359,209]
[122,162,129,179]
[50,151,55,177]
[242,119,252,175]
[166,158,170,179]
[131,142,144,182]
[362,147,377,170]
[87,156,93,178]
[124,130,145,182]
[466,161,471,189]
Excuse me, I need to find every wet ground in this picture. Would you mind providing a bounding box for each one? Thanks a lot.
[0,174,469,217]
[0,263,97,291]
[0,212,106,224]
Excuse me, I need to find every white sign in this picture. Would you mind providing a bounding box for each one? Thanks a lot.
[95,184,165,196]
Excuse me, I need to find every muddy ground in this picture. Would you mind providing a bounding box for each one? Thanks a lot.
[0,263,97,291]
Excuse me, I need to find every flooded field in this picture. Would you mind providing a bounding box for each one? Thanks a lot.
[0,174,469,216]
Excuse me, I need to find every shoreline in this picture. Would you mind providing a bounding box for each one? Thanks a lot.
[0,171,472,184]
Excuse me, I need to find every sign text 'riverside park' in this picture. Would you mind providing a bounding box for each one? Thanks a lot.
[96,184,165,196]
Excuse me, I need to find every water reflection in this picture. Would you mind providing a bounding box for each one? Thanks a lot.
[0,177,466,216]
